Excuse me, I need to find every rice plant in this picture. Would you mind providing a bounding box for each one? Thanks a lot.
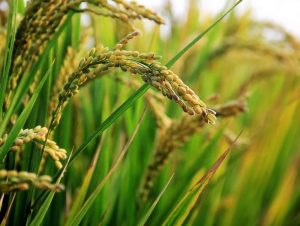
[0,0,299,225]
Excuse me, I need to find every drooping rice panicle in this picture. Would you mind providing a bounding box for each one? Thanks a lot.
[49,33,215,130]
[0,170,64,193]
[0,126,67,169]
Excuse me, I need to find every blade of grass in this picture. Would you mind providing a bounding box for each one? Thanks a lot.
[66,107,147,226]
[0,70,50,162]
[162,131,242,226]
[97,208,109,226]
[138,174,174,226]
[65,133,106,224]
[17,0,25,14]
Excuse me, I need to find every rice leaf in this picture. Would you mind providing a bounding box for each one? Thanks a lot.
[65,134,106,224]
[138,174,174,226]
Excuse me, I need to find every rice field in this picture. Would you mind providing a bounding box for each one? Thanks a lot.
[0,0,300,225]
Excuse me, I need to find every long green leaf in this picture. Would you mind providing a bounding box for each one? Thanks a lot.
[0,70,50,161]
[65,134,106,224]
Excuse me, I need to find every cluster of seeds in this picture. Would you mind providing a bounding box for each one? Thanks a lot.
[0,126,67,169]
[114,31,140,50]
[141,63,216,122]
[139,98,247,202]
[50,41,215,129]
[0,170,64,193]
